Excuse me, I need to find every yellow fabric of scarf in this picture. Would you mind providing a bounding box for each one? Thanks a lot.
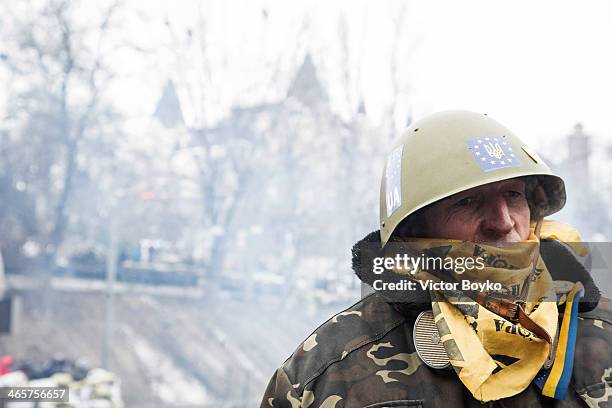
[393,231,559,402]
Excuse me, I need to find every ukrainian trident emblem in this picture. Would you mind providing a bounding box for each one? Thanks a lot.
[484,142,505,159]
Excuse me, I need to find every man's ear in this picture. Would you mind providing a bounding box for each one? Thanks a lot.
[531,183,549,219]
[524,176,548,219]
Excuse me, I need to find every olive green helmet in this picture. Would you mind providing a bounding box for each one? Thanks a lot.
[380,110,566,245]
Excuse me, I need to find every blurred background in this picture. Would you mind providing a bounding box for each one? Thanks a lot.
[0,0,611,406]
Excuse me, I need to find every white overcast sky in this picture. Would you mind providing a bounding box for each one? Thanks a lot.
[110,0,612,161]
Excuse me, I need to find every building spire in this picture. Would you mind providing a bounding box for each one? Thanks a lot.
[286,53,329,108]
[154,80,185,128]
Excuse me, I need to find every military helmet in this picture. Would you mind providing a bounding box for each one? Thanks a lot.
[380,110,566,245]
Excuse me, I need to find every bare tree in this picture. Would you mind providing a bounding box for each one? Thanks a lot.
[0,0,122,268]
[161,7,276,282]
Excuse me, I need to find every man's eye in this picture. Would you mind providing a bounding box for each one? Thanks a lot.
[504,190,523,199]
[454,197,475,207]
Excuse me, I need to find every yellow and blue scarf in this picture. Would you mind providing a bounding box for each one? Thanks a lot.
[533,282,585,399]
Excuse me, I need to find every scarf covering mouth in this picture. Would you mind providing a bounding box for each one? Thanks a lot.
[385,232,559,402]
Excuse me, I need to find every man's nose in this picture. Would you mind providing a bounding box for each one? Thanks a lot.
[480,195,514,237]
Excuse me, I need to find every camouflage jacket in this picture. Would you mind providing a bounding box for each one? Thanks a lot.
[261,232,612,408]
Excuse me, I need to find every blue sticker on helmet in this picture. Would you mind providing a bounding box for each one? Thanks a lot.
[466,136,522,172]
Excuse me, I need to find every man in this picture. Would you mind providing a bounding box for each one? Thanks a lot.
[261,111,611,407]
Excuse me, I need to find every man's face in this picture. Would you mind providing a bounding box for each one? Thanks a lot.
[421,178,531,243]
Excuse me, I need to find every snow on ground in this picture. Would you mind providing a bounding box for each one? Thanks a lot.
[124,326,209,404]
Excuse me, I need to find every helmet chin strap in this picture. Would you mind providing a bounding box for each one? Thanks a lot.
[519,217,544,302]
[534,217,543,239]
